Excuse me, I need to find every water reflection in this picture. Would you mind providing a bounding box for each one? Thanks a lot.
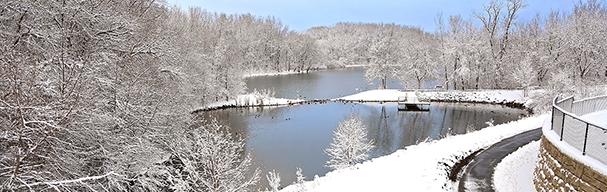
[201,101,527,187]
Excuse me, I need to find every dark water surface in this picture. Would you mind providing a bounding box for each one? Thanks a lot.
[203,68,528,187]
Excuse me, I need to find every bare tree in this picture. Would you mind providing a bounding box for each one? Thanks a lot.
[473,0,504,58]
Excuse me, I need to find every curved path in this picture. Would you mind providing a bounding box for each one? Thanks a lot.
[458,128,542,192]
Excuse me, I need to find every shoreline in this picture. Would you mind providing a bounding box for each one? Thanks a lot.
[193,89,534,114]
[242,65,370,78]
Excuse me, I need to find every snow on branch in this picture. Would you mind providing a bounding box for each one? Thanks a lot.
[23,171,121,188]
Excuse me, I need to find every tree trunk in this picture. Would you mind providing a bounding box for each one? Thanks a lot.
[382,76,387,89]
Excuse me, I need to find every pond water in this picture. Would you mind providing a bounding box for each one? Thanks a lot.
[202,67,528,188]
[245,67,439,100]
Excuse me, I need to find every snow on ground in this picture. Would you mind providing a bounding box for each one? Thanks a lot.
[281,114,549,192]
[493,140,540,192]
[422,90,528,104]
[201,94,304,111]
[338,89,408,102]
[338,89,530,105]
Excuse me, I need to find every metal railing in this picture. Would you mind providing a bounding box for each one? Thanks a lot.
[552,95,607,165]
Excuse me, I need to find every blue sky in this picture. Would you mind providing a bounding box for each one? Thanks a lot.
[165,0,577,32]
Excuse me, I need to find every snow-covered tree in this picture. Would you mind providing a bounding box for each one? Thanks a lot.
[295,166,306,184]
[365,24,401,89]
[0,0,176,190]
[287,166,307,192]
[266,170,281,192]
[399,30,439,89]
[185,118,260,192]
[183,118,260,192]
[325,114,374,170]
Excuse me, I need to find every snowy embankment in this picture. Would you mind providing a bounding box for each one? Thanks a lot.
[281,114,548,192]
[196,94,304,111]
[338,89,531,107]
[493,140,541,192]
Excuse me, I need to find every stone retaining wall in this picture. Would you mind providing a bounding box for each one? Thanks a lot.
[534,136,607,191]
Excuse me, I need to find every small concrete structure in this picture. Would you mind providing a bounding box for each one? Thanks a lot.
[398,92,430,111]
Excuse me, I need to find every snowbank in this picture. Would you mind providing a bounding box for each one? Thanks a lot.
[422,90,527,105]
[338,89,529,106]
[198,94,304,111]
[493,141,540,192]
[281,114,549,192]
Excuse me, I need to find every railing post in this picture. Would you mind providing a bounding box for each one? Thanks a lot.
[583,123,589,155]
[560,113,566,141]
[551,106,555,130]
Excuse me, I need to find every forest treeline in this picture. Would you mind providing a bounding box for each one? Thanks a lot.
[311,0,607,91]
[1,0,607,191]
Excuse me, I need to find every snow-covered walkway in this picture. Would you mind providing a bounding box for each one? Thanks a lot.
[581,109,607,128]
[459,128,542,191]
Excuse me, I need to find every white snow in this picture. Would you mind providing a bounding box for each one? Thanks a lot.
[338,89,530,105]
[281,114,548,192]
[201,94,304,110]
[422,90,528,104]
[580,109,607,128]
[338,89,407,101]
[493,140,540,192]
